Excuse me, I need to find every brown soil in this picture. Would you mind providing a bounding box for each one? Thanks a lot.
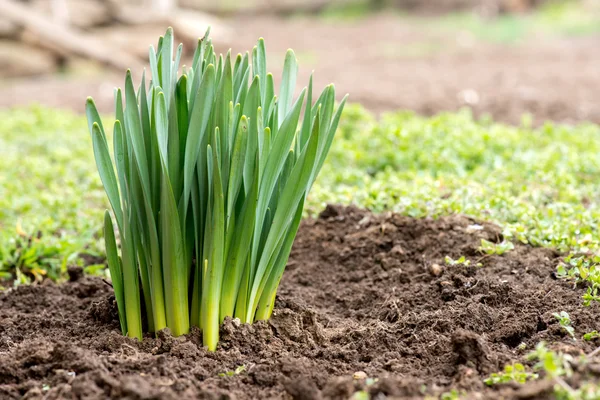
[2,15,600,125]
[1,206,599,399]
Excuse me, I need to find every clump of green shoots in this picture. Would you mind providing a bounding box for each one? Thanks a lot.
[86,27,347,350]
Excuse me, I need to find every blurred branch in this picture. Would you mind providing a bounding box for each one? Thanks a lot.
[50,0,69,24]
[111,3,232,44]
[179,0,346,16]
[0,0,142,71]
[151,0,177,13]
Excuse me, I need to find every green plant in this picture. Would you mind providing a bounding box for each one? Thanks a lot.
[553,311,576,339]
[444,255,470,266]
[556,255,600,306]
[526,342,600,400]
[85,28,347,350]
[5,103,600,287]
[583,331,599,341]
[350,391,369,400]
[350,374,378,400]
[0,106,107,287]
[527,342,574,379]
[0,222,74,285]
[218,365,246,377]
[478,238,514,255]
[439,389,464,400]
[484,363,538,386]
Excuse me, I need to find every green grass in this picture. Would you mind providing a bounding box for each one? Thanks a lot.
[318,0,383,21]
[430,1,600,44]
[2,104,600,286]
[0,106,106,284]
[313,105,600,254]
[317,0,600,43]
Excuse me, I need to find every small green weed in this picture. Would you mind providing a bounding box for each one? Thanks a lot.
[439,389,464,400]
[556,254,600,306]
[444,255,470,266]
[553,311,576,339]
[528,342,574,379]
[526,342,600,400]
[484,363,538,386]
[218,365,246,378]
[478,239,515,255]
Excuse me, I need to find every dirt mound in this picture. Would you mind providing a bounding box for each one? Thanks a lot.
[1,206,598,399]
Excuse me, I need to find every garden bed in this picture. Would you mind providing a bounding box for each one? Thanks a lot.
[1,206,598,399]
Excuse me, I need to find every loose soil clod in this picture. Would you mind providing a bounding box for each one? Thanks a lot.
[1,206,598,399]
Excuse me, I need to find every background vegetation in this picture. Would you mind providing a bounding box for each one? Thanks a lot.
[2,104,600,288]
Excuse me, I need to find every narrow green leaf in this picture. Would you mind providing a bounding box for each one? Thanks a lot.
[103,211,126,334]
[160,160,189,336]
[235,63,250,108]
[173,43,183,89]
[278,50,298,126]
[120,206,143,340]
[242,75,261,191]
[252,89,306,261]
[176,75,189,159]
[115,88,125,131]
[167,91,181,196]
[91,122,123,231]
[232,53,243,94]
[313,94,348,184]
[263,73,275,126]
[161,27,174,105]
[182,64,216,214]
[85,97,105,139]
[255,197,304,321]
[202,144,225,351]
[139,70,153,167]
[125,70,151,198]
[247,108,321,321]
[226,115,248,227]
[252,38,267,104]
[132,214,155,332]
[221,169,257,320]
[113,120,128,210]
[149,46,160,90]
[154,89,169,165]
[299,74,314,151]
[216,51,233,187]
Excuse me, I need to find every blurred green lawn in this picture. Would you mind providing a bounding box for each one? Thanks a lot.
[1,104,600,285]
[320,0,600,43]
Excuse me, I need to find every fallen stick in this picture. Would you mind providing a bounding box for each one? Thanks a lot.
[0,0,142,71]
[178,0,330,16]
[111,3,232,44]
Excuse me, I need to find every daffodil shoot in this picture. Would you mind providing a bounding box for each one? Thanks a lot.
[85,28,347,351]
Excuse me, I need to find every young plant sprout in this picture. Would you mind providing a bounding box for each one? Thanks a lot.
[86,27,347,351]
